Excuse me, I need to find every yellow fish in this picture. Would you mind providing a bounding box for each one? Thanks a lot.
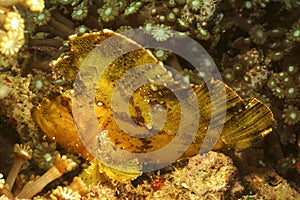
[33,30,274,183]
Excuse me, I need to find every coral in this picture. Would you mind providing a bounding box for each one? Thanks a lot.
[0,80,11,99]
[29,69,51,95]
[267,71,300,100]
[0,0,44,56]
[223,68,235,81]
[115,25,132,33]
[182,0,219,25]
[68,177,88,196]
[0,31,24,56]
[82,184,117,200]
[286,22,300,42]
[187,0,203,11]
[249,24,267,45]
[50,186,81,200]
[243,65,269,89]
[0,0,299,198]
[16,154,77,199]
[195,26,211,41]
[0,73,38,138]
[0,0,44,12]
[182,68,205,85]
[32,142,58,170]
[0,173,14,199]
[124,2,143,16]
[245,169,300,199]
[150,24,174,41]
[71,3,88,21]
[6,143,32,189]
[24,0,44,12]
[98,2,120,23]
[282,105,300,125]
[33,9,74,39]
[56,0,72,6]
[3,11,24,33]
[150,151,242,199]
[74,25,89,35]
[152,48,170,61]
[166,11,176,22]
[267,50,284,62]
[33,9,51,26]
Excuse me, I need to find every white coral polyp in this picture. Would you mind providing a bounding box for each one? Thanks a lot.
[25,0,45,12]
[0,31,24,56]
[151,25,173,42]
[50,186,81,200]
[4,12,25,32]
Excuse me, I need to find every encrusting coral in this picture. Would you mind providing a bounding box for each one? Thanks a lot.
[149,151,242,199]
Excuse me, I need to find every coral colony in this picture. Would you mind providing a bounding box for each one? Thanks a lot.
[0,0,300,199]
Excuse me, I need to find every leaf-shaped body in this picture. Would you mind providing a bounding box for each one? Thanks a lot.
[33,30,274,183]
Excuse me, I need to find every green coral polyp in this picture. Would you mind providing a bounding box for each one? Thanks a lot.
[249,25,267,45]
[58,0,72,5]
[105,7,113,15]
[177,18,189,29]
[287,23,300,42]
[33,10,51,26]
[98,2,120,23]
[124,2,142,16]
[292,29,299,37]
[150,25,173,41]
[195,27,210,40]
[75,25,89,35]
[168,0,177,7]
[153,49,169,61]
[244,1,253,9]
[282,105,300,125]
[274,88,284,97]
[188,0,203,11]
[72,5,88,21]
[167,13,176,22]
